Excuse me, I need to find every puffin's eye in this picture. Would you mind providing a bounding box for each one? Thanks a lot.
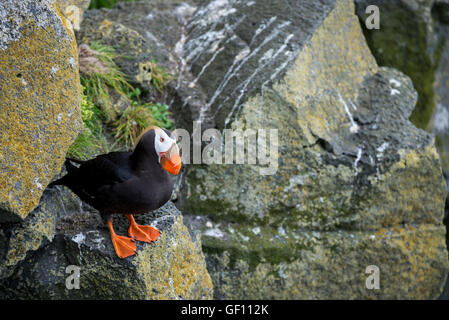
[160,137,165,143]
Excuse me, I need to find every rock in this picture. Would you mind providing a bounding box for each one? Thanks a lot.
[354,0,449,129]
[431,41,449,176]
[0,0,82,221]
[0,1,214,300]
[171,0,449,299]
[0,201,213,299]
[354,0,449,299]
[57,0,91,31]
[0,188,81,281]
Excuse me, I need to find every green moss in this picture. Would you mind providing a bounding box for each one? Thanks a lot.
[89,0,136,9]
[67,85,110,159]
[201,222,318,273]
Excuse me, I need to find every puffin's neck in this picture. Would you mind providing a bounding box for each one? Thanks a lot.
[130,143,167,178]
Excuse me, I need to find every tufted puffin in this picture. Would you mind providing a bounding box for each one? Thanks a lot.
[50,126,181,258]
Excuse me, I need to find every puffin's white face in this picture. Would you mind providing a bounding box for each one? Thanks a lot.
[154,129,176,159]
[153,128,181,175]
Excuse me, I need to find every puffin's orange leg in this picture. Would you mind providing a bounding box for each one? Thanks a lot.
[126,214,161,243]
[107,219,136,259]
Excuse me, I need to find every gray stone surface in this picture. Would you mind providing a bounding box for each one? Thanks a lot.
[0,201,213,299]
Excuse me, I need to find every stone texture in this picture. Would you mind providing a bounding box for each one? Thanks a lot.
[1,0,446,300]
[0,0,82,221]
[355,0,449,299]
[57,0,91,31]
[354,0,449,129]
[170,0,449,299]
[0,188,81,281]
[0,201,213,299]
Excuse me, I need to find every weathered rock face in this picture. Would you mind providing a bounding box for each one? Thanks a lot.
[0,0,82,221]
[0,0,446,300]
[0,188,81,281]
[0,0,213,300]
[57,0,91,31]
[0,201,213,299]
[431,40,449,178]
[354,0,449,129]
[354,0,449,178]
[168,0,449,299]
[355,0,449,299]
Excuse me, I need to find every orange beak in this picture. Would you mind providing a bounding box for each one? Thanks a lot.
[161,153,181,175]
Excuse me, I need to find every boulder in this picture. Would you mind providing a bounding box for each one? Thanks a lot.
[0,0,82,221]
[0,201,213,299]
[0,188,81,281]
[355,0,449,299]
[171,0,449,299]
[0,0,213,300]
[354,0,449,129]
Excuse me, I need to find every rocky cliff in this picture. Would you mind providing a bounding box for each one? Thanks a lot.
[0,0,447,300]
[170,0,449,299]
[0,0,212,300]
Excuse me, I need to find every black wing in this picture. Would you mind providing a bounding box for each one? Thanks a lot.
[81,153,132,186]
[54,152,133,209]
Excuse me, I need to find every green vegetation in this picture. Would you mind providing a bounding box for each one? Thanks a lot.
[145,60,173,92]
[113,88,173,149]
[68,42,173,159]
[89,0,136,9]
[67,87,110,159]
[80,42,133,122]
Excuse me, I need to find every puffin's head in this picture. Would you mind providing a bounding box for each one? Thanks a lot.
[136,126,182,175]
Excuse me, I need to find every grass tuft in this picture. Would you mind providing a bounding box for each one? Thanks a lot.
[112,89,173,149]
[146,60,173,92]
[80,42,134,122]
[67,86,110,159]
[70,42,174,158]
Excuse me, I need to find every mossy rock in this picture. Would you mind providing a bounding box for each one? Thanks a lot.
[77,1,183,95]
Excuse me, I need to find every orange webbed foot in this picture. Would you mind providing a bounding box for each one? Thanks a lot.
[108,219,136,259]
[127,215,161,243]
[111,234,136,259]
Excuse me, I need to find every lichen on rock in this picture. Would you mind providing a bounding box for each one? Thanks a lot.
[0,0,82,220]
[171,0,449,299]
[0,202,213,299]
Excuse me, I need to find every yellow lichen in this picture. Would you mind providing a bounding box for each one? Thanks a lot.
[133,216,213,299]
[0,4,82,219]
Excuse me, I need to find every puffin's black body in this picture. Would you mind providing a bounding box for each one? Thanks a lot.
[53,129,173,219]
[51,128,181,258]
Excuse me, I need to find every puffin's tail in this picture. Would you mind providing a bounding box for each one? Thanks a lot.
[48,158,84,187]
[48,176,67,187]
